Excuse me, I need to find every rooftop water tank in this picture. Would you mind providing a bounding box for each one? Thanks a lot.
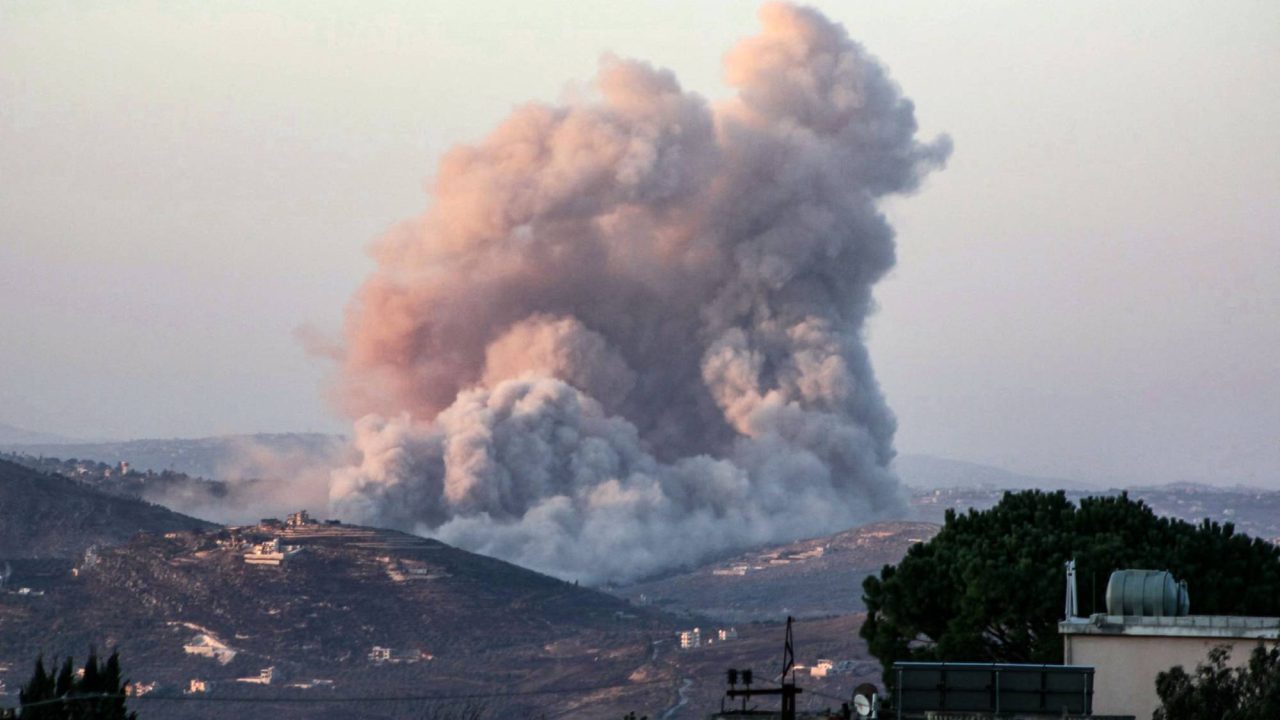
[1105,569,1190,617]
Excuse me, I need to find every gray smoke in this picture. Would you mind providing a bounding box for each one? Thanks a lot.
[327,2,950,583]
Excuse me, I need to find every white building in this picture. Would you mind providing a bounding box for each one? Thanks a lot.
[369,646,432,664]
[717,628,738,642]
[182,633,237,665]
[186,679,208,694]
[236,667,276,685]
[243,538,302,566]
[678,628,701,649]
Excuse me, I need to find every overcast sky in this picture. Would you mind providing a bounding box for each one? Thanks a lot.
[2,1,1277,487]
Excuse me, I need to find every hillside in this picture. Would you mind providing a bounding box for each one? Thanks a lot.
[0,459,216,558]
[612,521,940,622]
[0,519,686,719]
[0,421,77,446]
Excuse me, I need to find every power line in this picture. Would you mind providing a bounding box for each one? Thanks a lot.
[6,677,674,710]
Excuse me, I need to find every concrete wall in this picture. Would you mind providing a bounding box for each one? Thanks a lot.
[1064,634,1278,720]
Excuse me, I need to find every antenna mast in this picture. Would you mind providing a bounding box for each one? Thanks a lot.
[1064,558,1079,619]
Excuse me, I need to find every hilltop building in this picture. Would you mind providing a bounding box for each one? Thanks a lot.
[286,510,315,527]
[243,538,302,566]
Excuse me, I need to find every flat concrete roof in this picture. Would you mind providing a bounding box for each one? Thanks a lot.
[1060,614,1280,639]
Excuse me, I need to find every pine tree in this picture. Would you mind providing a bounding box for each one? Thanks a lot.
[861,491,1280,684]
[16,650,136,720]
[17,657,57,720]
[97,652,131,720]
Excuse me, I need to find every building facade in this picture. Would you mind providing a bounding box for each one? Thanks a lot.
[1060,614,1280,719]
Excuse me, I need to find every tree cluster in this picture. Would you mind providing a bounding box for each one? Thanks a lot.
[1155,643,1280,720]
[17,650,135,720]
[861,491,1280,681]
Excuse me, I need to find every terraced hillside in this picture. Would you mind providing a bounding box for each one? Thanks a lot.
[613,521,940,622]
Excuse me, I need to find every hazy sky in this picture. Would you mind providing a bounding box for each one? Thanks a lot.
[2,1,1277,487]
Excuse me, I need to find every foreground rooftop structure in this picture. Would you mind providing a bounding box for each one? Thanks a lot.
[1061,613,1280,718]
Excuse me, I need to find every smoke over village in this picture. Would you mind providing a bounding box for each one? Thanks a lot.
[324,3,950,583]
[4,2,1277,718]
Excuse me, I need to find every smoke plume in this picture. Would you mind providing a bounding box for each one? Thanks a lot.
[328,3,950,583]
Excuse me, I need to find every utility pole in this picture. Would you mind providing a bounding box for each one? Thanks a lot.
[723,617,803,720]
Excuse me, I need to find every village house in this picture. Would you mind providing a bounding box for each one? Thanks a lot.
[368,646,433,664]
[124,681,156,697]
[243,537,302,566]
[182,632,237,664]
[236,666,277,685]
[809,659,856,678]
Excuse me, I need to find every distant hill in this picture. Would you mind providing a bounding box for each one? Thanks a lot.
[612,520,940,622]
[0,459,216,558]
[893,453,1095,491]
[0,433,345,481]
[0,421,78,446]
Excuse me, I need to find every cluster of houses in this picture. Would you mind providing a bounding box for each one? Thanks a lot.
[235,510,347,566]
[182,670,334,696]
[711,545,827,576]
[677,626,738,650]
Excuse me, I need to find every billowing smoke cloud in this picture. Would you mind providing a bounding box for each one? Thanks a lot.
[328,3,950,583]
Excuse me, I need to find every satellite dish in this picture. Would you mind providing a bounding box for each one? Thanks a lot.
[852,683,878,718]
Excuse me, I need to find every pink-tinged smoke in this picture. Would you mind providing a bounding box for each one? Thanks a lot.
[328,3,951,583]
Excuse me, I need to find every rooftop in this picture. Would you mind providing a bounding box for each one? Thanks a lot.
[1060,613,1280,639]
